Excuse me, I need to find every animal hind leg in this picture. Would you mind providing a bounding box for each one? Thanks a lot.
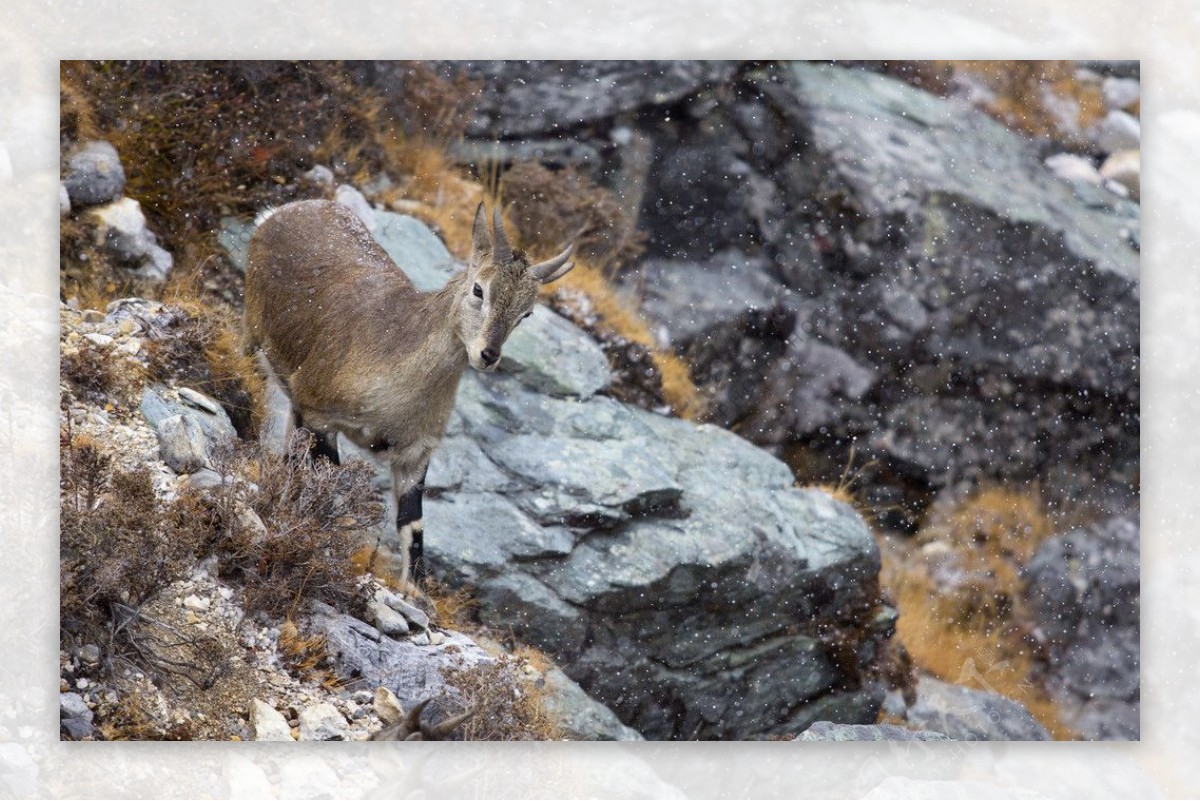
[396,465,429,584]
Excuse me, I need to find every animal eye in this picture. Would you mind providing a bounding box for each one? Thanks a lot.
[472,283,483,299]
[522,311,532,320]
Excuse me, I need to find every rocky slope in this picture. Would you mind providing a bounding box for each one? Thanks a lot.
[426,60,1140,528]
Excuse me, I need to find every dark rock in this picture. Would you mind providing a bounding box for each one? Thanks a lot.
[686,62,1136,510]
[432,61,738,140]
[63,141,125,206]
[905,676,1051,741]
[798,721,950,741]
[1024,515,1139,740]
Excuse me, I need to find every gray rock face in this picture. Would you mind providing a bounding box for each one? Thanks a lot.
[542,667,643,741]
[430,61,738,139]
[798,721,950,742]
[1024,515,1139,740]
[63,141,125,206]
[905,676,1051,741]
[423,366,884,740]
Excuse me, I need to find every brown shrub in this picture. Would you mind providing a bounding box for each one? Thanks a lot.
[60,426,210,646]
[499,161,646,272]
[442,656,563,741]
[210,432,383,618]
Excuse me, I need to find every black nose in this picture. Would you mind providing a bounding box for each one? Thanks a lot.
[481,348,500,366]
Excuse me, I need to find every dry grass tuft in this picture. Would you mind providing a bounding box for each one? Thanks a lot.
[442,657,564,741]
[209,432,383,619]
[879,485,1075,739]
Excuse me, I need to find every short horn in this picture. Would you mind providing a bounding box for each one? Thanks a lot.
[471,202,490,257]
[531,244,575,283]
[423,706,475,740]
[491,207,513,263]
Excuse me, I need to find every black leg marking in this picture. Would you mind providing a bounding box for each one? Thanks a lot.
[398,466,428,582]
[310,430,341,465]
[294,412,340,465]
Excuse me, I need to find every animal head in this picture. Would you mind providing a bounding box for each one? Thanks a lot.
[457,202,575,372]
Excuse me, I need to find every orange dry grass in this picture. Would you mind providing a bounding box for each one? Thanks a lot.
[880,486,1075,739]
[931,61,1106,144]
[546,256,704,419]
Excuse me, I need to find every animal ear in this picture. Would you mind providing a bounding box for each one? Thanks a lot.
[491,207,513,264]
[471,202,490,259]
[530,244,575,284]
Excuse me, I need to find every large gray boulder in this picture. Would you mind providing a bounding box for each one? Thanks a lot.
[429,61,738,140]
[1024,515,1140,740]
[423,366,886,740]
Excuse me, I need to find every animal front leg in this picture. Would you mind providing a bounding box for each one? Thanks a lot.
[397,465,429,584]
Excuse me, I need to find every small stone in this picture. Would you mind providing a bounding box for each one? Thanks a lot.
[60,692,93,722]
[373,687,404,726]
[250,699,293,741]
[1044,153,1101,186]
[410,631,430,646]
[304,165,335,188]
[1102,76,1140,111]
[351,690,373,706]
[182,468,226,491]
[76,643,101,666]
[84,332,114,347]
[428,631,445,646]
[297,702,348,741]
[76,678,89,689]
[63,141,125,206]
[1091,110,1140,153]
[182,594,210,612]
[61,717,94,740]
[377,590,430,631]
[155,413,209,474]
[81,309,105,323]
[178,387,222,415]
[365,596,410,638]
[1099,149,1140,200]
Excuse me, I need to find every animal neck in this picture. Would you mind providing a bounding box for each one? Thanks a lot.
[391,272,470,382]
